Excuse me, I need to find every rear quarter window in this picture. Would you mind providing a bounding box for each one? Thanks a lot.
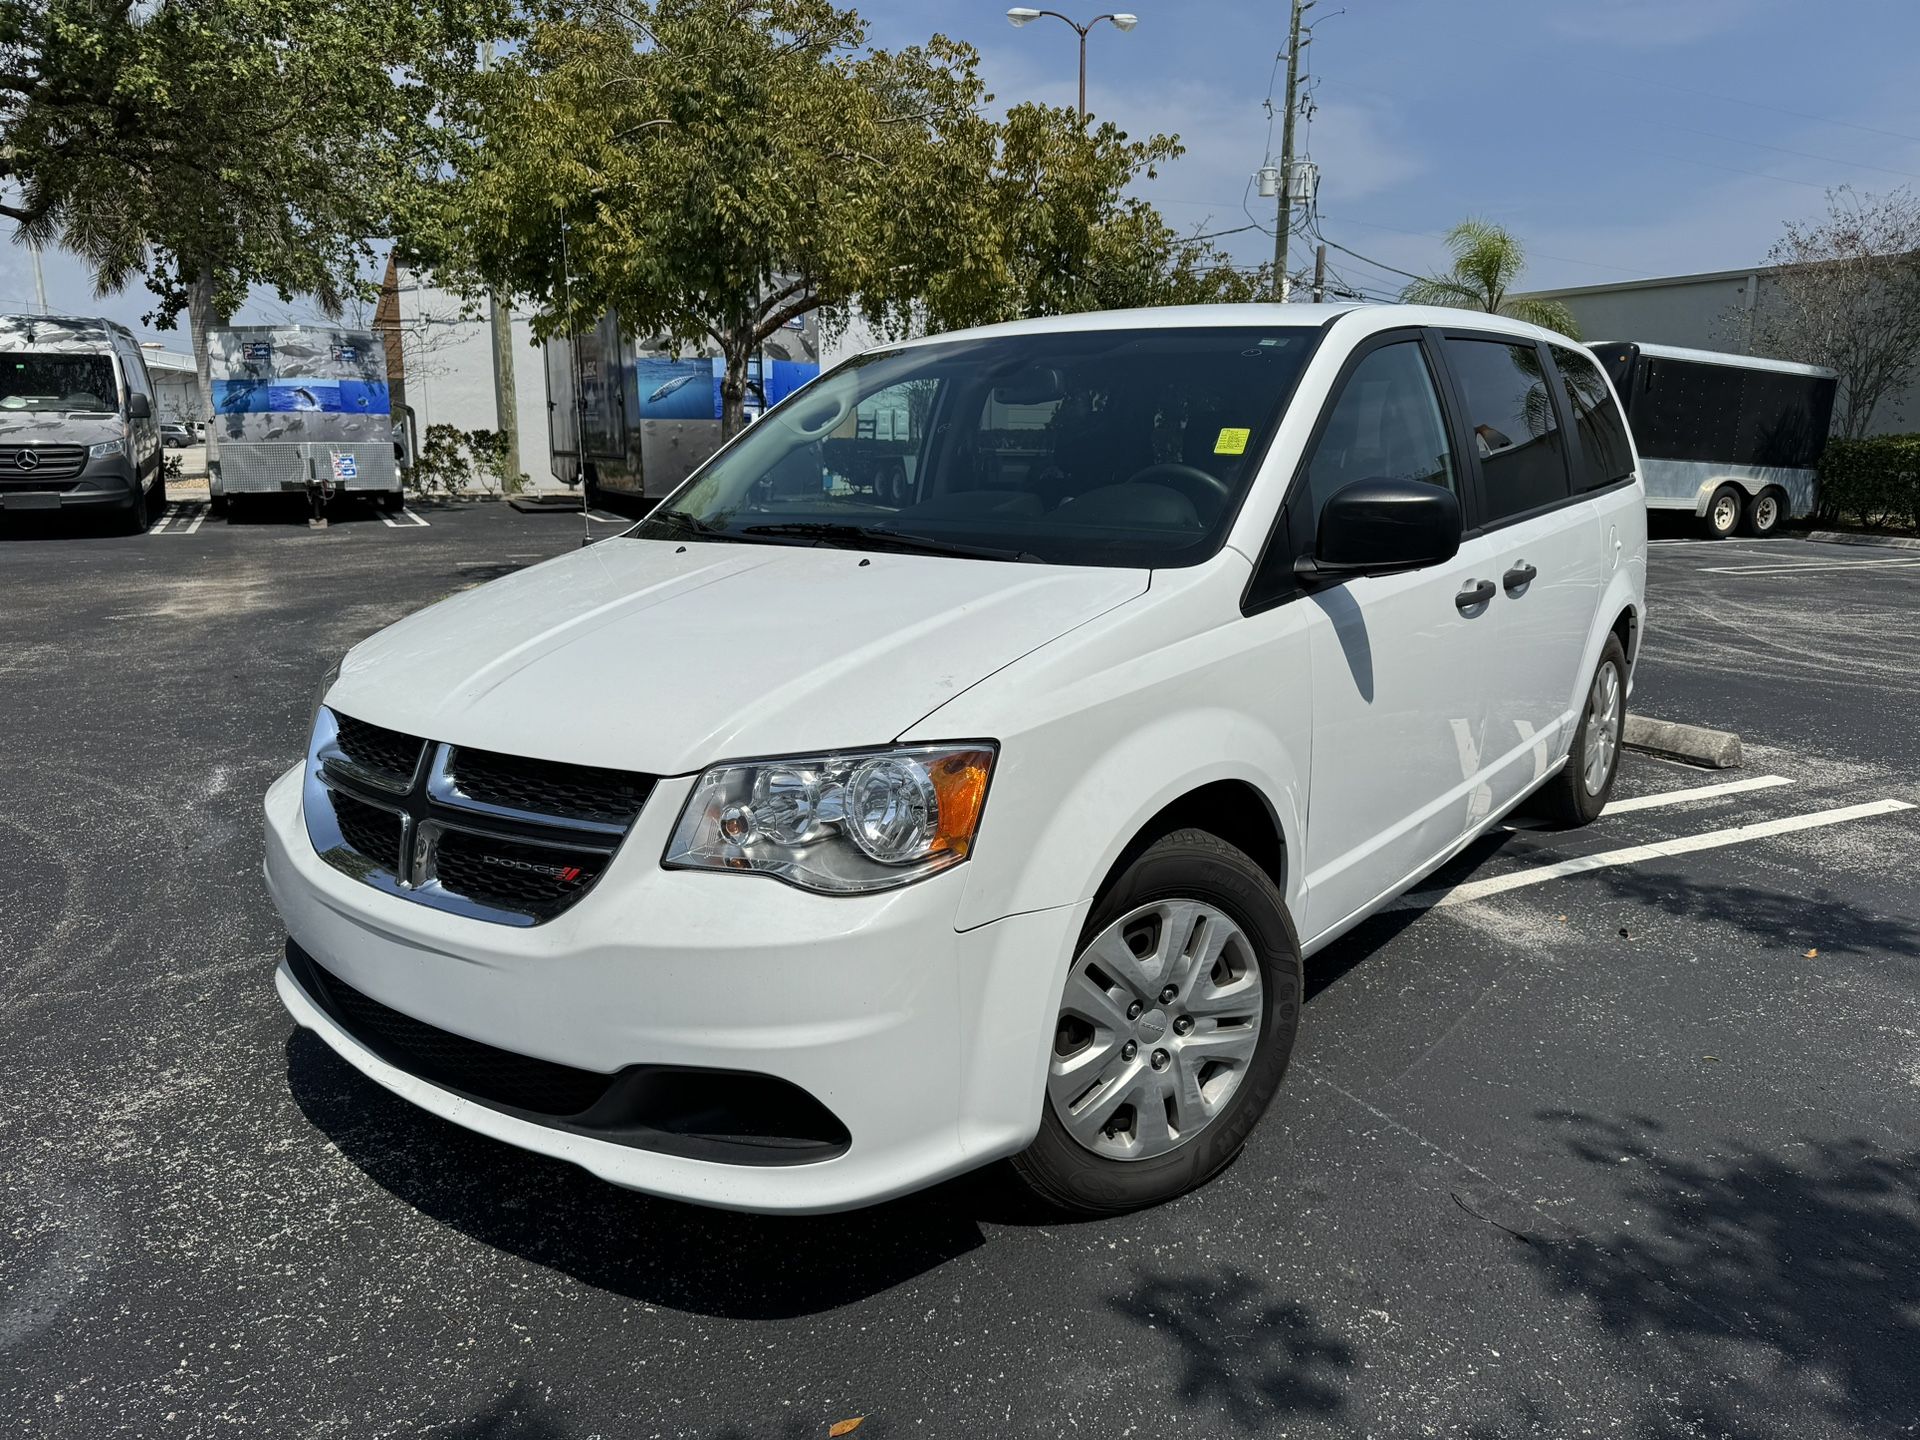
[1551,344,1636,490]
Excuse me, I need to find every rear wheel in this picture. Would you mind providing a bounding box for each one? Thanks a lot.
[1745,488,1785,537]
[120,483,151,535]
[1704,484,1743,539]
[1529,635,1628,828]
[380,489,404,513]
[1011,829,1301,1216]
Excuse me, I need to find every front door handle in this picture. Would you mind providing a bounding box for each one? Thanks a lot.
[1503,561,1538,593]
[1455,579,1496,612]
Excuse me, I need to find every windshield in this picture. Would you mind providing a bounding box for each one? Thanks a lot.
[0,353,119,414]
[631,326,1320,567]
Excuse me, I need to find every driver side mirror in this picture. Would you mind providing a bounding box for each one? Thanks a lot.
[1295,477,1461,584]
[127,393,152,419]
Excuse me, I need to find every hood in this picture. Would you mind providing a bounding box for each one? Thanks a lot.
[0,413,123,441]
[326,537,1148,774]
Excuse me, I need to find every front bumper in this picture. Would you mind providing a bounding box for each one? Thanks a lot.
[0,454,140,513]
[264,764,1086,1213]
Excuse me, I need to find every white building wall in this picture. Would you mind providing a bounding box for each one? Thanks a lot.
[394,269,557,489]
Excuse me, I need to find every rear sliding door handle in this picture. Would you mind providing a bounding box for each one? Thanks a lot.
[1503,561,1538,593]
[1455,579,1496,611]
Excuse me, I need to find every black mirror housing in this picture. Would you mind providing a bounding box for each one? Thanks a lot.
[1300,477,1461,582]
[127,393,153,419]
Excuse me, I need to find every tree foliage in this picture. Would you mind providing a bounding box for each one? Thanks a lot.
[1,0,509,424]
[1400,218,1577,335]
[419,0,1001,435]
[978,102,1263,322]
[1755,186,1920,440]
[421,0,1259,435]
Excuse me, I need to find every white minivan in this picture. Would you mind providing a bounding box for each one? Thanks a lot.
[265,305,1646,1216]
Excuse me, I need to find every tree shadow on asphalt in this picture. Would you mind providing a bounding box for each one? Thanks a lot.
[1106,1266,1355,1431]
[1591,867,1920,958]
[286,1029,1038,1320]
[1522,1110,1920,1437]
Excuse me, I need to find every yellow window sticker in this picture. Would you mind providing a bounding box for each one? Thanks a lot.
[1214,427,1251,456]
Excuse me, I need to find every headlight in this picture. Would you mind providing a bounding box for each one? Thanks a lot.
[89,438,126,459]
[665,744,996,894]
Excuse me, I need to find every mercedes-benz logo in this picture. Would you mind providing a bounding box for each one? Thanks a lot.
[14,449,39,471]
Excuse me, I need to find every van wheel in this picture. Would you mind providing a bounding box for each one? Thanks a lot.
[1530,635,1628,828]
[1744,488,1785,537]
[121,487,151,535]
[1704,485,1743,539]
[1011,829,1301,1216]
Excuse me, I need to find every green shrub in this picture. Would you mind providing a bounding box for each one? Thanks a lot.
[1817,435,1920,529]
[404,424,530,498]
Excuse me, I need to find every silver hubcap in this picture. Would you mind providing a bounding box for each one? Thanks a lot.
[1755,495,1777,530]
[1583,660,1623,795]
[1048,899,1264,1161]
[1713,494,1739,531]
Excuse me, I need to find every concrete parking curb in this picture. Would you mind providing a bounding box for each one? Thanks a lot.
[1623,715,1742,769]
[1806,530,1920,551]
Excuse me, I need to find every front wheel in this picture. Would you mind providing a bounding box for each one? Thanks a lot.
[1704,484,1743,539]
[1011,829,1301,1216]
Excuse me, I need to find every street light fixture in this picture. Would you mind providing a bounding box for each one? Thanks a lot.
[1005,9,1139,122]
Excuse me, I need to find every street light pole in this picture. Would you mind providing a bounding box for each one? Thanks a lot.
[1006,9,1139,123]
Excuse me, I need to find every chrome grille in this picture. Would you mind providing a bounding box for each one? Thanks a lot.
[304,707,654,926]
[0,444,86,481]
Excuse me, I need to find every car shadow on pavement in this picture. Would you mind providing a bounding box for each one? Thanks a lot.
[1107,1266,1355,1429]
[1592,867,1920,958]
[286,1029,1002,1319]
[1520,1111,1920,1438]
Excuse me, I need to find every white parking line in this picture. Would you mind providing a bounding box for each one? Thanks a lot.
[1398,798,1916,912]
[1701,557,1920,576]
[380,507,431,528]
[586,510,626,524]
[1602,774,1794,814]
[149,502,207,535]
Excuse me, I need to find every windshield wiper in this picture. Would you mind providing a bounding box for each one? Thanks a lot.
[738,521,1036,563]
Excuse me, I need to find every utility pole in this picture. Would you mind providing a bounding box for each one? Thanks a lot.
[1312,243,1327,303]
[480,42,521,487]
[1273,0,1311,301]
[28,236,48,314]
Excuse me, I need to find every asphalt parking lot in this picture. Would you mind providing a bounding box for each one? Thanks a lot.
[2,503,1917,1439]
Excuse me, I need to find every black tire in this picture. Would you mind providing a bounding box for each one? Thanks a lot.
[1703,484,1743,539]
[1011,829,1302,1216]
[582,465,603,511]
[380,489,404,513]
[120,483,151,535]
[207,493,227,517]
[1744,487,1786,537]
[224,494,243,524]
[146,471,168,527]
[1529,635,1628,828]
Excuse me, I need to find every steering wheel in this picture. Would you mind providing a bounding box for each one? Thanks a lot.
[1123,462,1233,518]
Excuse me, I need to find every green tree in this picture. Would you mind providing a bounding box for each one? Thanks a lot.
[421,0,1001,437]
[0,0,508,437]
[1400,219,1578,335]
[976,102,1263,321]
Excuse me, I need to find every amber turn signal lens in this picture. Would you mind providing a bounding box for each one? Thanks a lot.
[928,749,995,857]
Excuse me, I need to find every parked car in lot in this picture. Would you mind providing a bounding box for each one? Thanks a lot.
[266,304,1647,1215]
[0,313,165,533]
[1588,341,1836,538]
[160,422,196,448]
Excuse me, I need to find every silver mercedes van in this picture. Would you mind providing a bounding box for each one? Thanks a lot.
[0,314,166,533]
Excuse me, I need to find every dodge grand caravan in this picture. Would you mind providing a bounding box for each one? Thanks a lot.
[266,305,1647,1215]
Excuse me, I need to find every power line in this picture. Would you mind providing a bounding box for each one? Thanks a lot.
[1620,146,1831,192]
[1637,118,1920,184]
[1314,212,1642,276]
[1604,69,1920,148]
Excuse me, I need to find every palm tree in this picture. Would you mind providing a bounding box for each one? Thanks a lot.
[1400,219,1579,336]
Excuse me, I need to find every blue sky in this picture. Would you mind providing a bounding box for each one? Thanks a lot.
[5,0,1915,348]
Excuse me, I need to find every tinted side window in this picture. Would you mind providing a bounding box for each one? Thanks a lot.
[1444,338,1569,522]
[1297,341,1457,531]
[1550,344,1635,490]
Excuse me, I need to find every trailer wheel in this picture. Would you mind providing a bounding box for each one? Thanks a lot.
[1744,488,1786,537]
[207,493,227,517]
[224,494,244,524]
[379,489,404,513]
[1704,485,1743,539]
